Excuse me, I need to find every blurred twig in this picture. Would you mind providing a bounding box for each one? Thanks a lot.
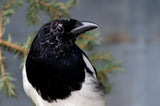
[38,0,57,19]
[79,34,95,40]
[0,39,28,55]
[0,0,21,97]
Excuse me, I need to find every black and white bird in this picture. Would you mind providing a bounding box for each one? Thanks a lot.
[22,18,106,106]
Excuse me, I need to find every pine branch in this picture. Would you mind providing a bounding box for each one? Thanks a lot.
[58,2,70,17]
[0,39,29,55]
[0,48,16,96]
[0,1,23,96]
[97,72,111,93]
[26,0,74,25]
[77,34,96,49]
[0,12,3,38]
[91,54,111,61]
[79,34,95,40]
[0,48,10,93]
[76,31,100,50]
[0,0,18,95]
[0,0,17,12]
[31,0,37,24]
[27,0,39,25]
[0,0,22,30]
[78,44,87,49]
[65,0,77,9]
[100,66,121,74]
[38,0,57,19]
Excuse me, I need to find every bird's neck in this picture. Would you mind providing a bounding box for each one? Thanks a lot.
[28,41,80,61]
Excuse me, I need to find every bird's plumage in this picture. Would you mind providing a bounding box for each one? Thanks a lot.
[23,18,106,106]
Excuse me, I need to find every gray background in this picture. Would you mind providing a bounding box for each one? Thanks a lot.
[0,0,160,106]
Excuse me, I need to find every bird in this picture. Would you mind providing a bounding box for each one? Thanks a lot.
[22,18,106,106]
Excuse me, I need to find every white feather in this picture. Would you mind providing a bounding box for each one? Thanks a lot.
[82,54,97,78]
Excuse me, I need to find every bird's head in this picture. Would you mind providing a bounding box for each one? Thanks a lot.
[31,18,98,57]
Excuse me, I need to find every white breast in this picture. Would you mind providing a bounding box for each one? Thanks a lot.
[22,64,106,106]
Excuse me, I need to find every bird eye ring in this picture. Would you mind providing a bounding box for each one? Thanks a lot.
[56,24,64,33]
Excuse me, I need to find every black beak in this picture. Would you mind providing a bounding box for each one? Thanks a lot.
[70,22,98,35]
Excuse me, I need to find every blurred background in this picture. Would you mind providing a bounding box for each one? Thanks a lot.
[0,0,160,106]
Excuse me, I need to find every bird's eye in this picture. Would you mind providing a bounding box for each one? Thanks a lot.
[56,23,64,32]
[57,27,63,32]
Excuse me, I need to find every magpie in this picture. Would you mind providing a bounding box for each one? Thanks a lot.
[22,18,106,106]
